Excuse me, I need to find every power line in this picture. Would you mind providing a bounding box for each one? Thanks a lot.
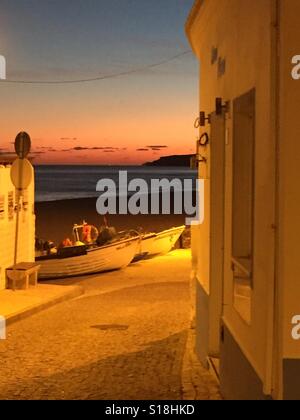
[0,50,192,85]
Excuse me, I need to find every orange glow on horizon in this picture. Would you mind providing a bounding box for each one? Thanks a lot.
[1,93,197,165]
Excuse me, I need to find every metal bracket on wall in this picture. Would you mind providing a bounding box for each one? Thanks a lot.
[198,132,210,147]
[195,132,209,167]
[216,97,230,116]
[197,154,207,165]
[194,112,211,128]
[200,111,211,127]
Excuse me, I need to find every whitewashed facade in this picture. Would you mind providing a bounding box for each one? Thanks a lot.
[0,162,35,290]
[186,0,300,400]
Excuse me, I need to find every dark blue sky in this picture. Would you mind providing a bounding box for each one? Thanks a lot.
[1,0,195,80]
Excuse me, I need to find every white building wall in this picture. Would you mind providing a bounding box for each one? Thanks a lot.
[275,0,300,399]
[0,164,35,290]
[187,0,276,393]
[187,0,300,400]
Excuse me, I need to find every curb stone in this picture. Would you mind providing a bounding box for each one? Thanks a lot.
[5,286,84,327]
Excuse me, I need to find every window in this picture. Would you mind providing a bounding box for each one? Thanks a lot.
[232,89,255,324]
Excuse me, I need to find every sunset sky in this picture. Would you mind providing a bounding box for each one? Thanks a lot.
[0,0,198,165]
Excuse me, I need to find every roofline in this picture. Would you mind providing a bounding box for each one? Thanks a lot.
[185,0,204,53]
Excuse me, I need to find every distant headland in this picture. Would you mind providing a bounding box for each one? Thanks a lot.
[143,154,195,167]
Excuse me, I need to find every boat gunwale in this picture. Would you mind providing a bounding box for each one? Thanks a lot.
[142,226,185,241]
[36,236,140,262]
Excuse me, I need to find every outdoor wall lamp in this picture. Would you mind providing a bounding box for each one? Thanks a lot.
[216,97,230,115]
[194,112,211,128]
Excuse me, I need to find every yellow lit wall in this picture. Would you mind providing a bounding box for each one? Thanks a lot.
[0,164,35,290]
[187,0,276,391]
[278,0,300,362]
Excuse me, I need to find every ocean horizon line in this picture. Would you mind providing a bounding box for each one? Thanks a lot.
[34,165,197,203]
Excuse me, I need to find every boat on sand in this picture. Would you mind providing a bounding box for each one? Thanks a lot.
[134,226,186,261]
[37,236,139,280]
[36,223,185,279]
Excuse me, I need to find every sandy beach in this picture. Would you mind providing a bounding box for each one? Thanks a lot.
[35,197,187,245]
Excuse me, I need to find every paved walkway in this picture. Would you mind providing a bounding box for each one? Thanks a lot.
[0,250,220,400]
[0,284,83,325]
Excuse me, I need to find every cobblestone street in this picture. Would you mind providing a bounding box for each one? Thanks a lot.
[0,251,220,400]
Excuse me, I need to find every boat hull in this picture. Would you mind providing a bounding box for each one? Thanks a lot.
[38,237,139,280]
[137,226,186,258]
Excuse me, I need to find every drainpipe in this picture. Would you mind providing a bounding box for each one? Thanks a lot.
[264,0,280,398]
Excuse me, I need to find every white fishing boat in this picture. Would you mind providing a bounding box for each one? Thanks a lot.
[135,226,186,260]
[37,236,140,280]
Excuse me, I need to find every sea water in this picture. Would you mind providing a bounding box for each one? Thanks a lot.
[35,165,197,203]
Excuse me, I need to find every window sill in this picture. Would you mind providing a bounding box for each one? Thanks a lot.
[231,256,252,278]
